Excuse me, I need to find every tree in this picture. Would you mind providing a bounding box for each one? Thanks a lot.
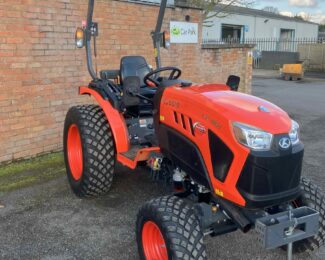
[180,0,255,26]
[262,6,279,14]
[294,13,312,22]
[319,24,325,32]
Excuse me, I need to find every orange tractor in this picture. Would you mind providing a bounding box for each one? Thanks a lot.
[63,1,325,259]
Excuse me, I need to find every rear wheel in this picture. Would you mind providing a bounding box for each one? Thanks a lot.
[289,177,325,253]
[64,105,115,197]
[136,196,207,260]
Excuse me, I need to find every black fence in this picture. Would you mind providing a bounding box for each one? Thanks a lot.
[202,37,325,52]
[202,37,325,69]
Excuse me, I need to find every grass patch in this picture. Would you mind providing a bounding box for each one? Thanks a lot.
[0,152,65,193]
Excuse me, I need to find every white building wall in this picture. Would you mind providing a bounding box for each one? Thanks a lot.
[203,12,319,40]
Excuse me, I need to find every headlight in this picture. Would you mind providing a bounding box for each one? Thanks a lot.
[289,120,300,145]
[233,122,273,151]
[75,27,85,48]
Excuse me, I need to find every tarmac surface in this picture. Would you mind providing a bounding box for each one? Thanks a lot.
[0,72,325,259]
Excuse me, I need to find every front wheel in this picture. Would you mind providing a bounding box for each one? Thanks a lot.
[290,177,325,253]
[136,196,207,260]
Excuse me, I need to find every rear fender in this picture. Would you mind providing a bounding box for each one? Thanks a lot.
[79,86,129,153]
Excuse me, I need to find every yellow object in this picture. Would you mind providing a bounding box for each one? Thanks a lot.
[163,31,170,49]
[215,188,224,197]
[211,205,218,213]
[160,115,165,121]
[76,29,83,38]
[282,64,303,75]
[247,51,253,65]
[75,27,85,48]
[116,75,120,84]
[153,159,160,170]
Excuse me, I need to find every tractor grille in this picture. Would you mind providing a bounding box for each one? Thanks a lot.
[237,151,303,195]
[236,143,304,209]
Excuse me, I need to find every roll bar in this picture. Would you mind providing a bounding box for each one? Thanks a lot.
[85,0,97,80]
[152,0,168,69]
[85,0,168,80]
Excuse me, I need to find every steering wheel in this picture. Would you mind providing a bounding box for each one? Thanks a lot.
[144,66,182,87]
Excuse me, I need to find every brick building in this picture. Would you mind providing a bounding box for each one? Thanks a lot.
[0,0,253,164]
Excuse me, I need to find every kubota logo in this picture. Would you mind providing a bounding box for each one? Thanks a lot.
[193,122,206,135]
[279,137,291,149]
[258,105,270,113]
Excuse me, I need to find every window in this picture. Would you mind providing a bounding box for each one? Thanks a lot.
[280,29,295,40]
[221,24,243,42]
[279,29,295,51]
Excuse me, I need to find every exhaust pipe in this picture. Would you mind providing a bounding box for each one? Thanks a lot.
[217,198,252,233]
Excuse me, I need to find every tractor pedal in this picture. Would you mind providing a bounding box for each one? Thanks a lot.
[121,145,141,160]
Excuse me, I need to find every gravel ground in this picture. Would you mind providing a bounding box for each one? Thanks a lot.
[0,74,325,260]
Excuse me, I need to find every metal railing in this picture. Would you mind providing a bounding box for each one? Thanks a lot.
[202,37,325,53]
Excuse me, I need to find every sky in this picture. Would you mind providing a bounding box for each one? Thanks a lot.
[255,0,325,24]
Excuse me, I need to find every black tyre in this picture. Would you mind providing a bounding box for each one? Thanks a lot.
[136,196,207,260]
[63,105,115,197]
[290,177,325,253]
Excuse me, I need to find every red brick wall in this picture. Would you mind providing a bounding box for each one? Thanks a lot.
[0,0,252,164]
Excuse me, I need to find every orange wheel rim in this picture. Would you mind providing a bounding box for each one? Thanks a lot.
[142,221,168,260]
[67,124,83,181]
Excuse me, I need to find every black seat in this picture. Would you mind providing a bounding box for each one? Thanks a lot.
[120,56,156,98]
[120,56,155,116]
[120,56,150,85]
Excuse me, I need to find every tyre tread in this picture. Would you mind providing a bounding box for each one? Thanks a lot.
[137,196,207,260]
[293,177,325,253]
[65,105,115,197]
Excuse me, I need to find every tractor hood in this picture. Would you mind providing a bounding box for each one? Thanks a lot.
[190,86,292,134]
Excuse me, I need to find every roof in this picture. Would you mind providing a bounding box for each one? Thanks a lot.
[213,4,319,25]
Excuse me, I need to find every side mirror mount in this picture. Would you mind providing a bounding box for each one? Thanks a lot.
[75,27,85,48]
[226,75,240,91]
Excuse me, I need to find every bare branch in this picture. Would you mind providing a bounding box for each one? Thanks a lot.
[184,0,256,26]
[262,6,279,14]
